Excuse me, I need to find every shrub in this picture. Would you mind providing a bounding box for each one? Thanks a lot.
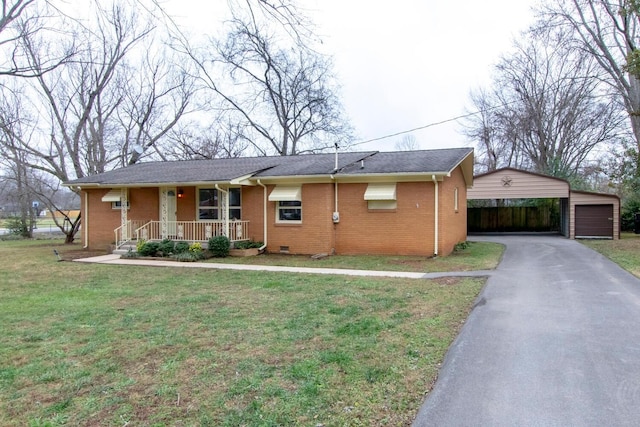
[174,251,205,262]
[158,239,175,256]
[5,217,29,237]
[454,241,470,252]
[120,248,139,259]
[136,239,147,252]
[138,241,160,257]
[208,235,230,257]
[234,240,264,249]
[621,195,640,231]
[0,234,25,241]
[174,241,190,254]
[189,242,203,253]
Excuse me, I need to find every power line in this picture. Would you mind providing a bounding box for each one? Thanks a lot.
[349,101,516,148]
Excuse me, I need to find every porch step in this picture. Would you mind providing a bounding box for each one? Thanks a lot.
[112,243,137,255]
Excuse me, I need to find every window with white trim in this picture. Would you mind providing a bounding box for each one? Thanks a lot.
[269,186,302,223]
[228,188,242,220]
[277,201,302,222]
[364,183,397,210]
[454,187,459,212]
[111,200,130,210]
[198,188,242,220]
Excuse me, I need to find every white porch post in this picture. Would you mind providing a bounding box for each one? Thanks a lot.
[215,185,229,238]
[160,187,169,239]
[120,188,129,240]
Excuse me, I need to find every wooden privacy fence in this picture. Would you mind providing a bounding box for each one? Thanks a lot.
[468,206,558,232]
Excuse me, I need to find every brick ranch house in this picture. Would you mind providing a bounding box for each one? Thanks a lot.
[63,148,474,257]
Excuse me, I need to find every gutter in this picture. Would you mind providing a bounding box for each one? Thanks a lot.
[432,175,439,257]
[83,191,89,249]
[257,180,268,251]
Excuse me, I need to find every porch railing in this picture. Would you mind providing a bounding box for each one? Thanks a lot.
[114,219,152,248]
[134,220,249,245]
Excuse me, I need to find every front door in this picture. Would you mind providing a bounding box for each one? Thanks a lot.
[160,187,177,238]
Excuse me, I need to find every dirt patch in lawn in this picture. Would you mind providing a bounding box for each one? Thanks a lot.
[55,244,108,260]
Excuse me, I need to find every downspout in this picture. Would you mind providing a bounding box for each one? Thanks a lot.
[331,175,338,254]
[330,175,338,212]
[214,184,229,238]
[83,190,89,249]
[257,180,268,251]
[432,175,439,257]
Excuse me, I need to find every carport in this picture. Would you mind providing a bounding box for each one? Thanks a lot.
[468,168,619,239]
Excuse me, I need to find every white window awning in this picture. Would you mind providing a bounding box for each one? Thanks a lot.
[101,189,122,202]
[364,183,396,200]
[268,186,302,202]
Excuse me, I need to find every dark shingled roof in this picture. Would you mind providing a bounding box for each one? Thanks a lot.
[65,148,473,186]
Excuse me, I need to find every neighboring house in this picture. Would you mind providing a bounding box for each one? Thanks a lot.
[63,148,474,256]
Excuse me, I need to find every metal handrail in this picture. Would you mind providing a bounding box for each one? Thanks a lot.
[133,220,249,243]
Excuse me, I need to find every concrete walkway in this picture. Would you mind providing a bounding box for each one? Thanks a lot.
[413,235,640,427]
[74,253,495,280]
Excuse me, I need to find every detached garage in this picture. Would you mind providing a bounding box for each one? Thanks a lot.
[468,168,620,240]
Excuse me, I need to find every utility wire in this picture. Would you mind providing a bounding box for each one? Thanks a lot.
[337,101,516,150]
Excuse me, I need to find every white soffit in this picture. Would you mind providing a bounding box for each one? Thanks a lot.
[364,183,396,200]
[268,186,302,201]
[101,189,122,202]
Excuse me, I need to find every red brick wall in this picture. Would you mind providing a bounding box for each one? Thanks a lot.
[264,183,335,255]
[176,187,195,220]
[84,188,160,250]
[82,167,469,256]
[241,186,266,243]
[334,181,435,256]
[131,188,160,221]
[438,167,468,256]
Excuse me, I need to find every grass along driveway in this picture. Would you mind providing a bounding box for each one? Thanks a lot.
[0,240,492,426]
[580,232,640,278]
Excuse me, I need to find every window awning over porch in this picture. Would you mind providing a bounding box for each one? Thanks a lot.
[268,186,302,202]
[101,189,122,202]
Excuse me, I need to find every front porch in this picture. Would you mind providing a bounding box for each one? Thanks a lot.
[114,220,250,249]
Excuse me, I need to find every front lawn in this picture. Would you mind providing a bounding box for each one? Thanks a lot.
[207,241,503,273]
[0,240,487,426]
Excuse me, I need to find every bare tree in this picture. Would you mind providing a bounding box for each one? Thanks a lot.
[0,85,41,237]
[162,119,249,160]
[537,0,640,173]
[462,87,521,172]
[116,43,196,166]
[394,134,419,151]
[463,28,624,180]
[0,2,195,242]
[0,0,36,76]
[185,14,351,156]
[0,1,75,77]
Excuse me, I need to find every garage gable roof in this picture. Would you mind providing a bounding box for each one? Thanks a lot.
[469,168,570,200]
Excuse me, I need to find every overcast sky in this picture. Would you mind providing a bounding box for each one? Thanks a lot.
[165,0,537,152]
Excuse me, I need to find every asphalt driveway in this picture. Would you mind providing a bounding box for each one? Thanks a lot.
[413,235,640,427]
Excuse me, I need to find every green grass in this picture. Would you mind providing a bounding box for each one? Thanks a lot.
[207,240,503,273]
[0,240,489,426]
[580,232,640,278]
